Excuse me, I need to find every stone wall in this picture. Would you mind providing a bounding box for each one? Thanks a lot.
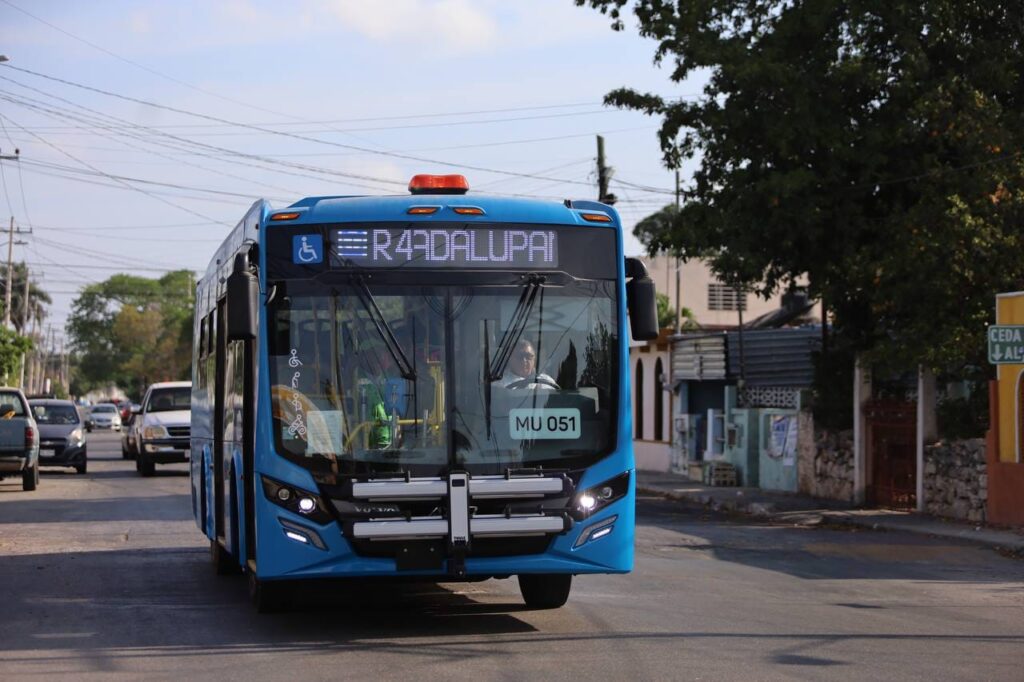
[924,439,987,523]
[797,412,854,502]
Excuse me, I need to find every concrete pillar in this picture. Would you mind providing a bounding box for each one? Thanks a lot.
[853,357,871,505]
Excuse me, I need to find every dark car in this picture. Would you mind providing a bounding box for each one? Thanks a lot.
[30,399,87,475]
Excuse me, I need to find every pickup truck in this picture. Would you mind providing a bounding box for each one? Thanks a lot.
[0,387,40,491]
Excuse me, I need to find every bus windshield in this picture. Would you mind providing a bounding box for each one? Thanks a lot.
[267,276,618,477]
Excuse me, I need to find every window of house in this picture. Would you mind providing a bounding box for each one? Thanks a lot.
[707,283,747,311]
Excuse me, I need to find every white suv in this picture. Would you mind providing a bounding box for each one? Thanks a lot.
[135,381,191,477]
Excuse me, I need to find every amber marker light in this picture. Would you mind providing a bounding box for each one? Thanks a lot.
[580,213,613,223]
[451,206,485,215]
[270,212,301,221]
[407,206,440,215]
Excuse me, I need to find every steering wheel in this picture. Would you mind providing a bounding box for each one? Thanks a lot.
[505,376,560,390]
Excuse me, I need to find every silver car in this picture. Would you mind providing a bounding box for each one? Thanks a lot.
[87,403,122,431]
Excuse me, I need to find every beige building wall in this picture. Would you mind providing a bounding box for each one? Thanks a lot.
[629,340,673,472]
[640,254,784,328]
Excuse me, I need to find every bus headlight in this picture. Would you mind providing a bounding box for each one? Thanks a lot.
[572,471,630,519]
[261,475,332,524]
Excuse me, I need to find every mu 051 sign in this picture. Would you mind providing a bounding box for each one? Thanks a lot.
[508,408,581,440]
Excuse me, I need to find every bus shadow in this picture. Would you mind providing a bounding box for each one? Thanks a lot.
[0,546,539,660]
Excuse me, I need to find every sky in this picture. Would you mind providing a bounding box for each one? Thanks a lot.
[0,0,704,346]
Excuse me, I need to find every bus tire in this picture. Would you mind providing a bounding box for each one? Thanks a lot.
[22,462,39,491]
[249,573,285,614]
[138,451,155,477]
[211,538,238,575]
[518,574,572,609]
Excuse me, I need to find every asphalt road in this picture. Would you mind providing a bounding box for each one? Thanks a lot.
[1,432,1022,681]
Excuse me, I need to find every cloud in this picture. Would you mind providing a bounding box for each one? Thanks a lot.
[325,0,498,54]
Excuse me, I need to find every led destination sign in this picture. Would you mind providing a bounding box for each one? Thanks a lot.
[332,227,558,268]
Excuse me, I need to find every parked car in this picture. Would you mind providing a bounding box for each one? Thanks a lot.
[135,381,191,477]
[0,387,40,491]
[121,404,142,460]
[30,399,87,475]
[88,403,122,432]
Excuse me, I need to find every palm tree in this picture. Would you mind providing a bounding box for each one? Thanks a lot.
[1,263,52,334]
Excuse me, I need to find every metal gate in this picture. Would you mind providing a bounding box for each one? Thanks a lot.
[864,399,916,510]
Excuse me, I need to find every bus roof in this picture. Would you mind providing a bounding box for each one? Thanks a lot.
[274,194,621,228]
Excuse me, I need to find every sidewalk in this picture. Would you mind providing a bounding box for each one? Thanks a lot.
[637,470,1024,555]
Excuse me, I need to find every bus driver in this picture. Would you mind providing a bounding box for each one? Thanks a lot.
[498,339,558,390]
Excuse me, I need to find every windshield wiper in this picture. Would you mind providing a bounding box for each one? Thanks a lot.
[482,274,544,440]
[488,274,545,381]
[348,277,416,380]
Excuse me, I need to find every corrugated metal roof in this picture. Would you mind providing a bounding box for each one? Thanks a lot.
[726,327,820,386]
[670,333,727,381]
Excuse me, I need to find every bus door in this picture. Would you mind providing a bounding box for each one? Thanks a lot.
[214,299,231,553]
[216,300,257,562]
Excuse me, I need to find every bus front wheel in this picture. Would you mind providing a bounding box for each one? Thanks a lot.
[518,574,572,609]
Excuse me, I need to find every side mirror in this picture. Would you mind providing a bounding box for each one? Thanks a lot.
[625,257,659,341]
[227,251,259,341]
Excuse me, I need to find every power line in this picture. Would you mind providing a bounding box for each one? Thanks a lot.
[20,158,289,201]
[0,83,406,192]
[11,102,608,132]
[13,108,616,137]
[0,0,368,127]
[0,110,230,225]
[25,261,198,273]
[0,64,607,189]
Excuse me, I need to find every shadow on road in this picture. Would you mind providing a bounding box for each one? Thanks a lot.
[637,496,1024,583]
[0,494,193,523]
[0,546,539,660]
[1,544,1022,672]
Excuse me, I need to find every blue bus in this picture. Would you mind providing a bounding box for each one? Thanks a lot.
[192,174,658,611]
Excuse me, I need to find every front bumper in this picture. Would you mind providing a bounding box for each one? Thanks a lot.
[253,470,635,580]
[142,438,190,463]
[39,442,86,466]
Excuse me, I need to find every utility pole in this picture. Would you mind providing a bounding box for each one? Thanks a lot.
[18,264,29,388]
[674,170,682,335]
[596,135,617,205]
[0,146,23,329]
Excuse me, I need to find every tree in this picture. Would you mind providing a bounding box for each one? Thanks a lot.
[656,292,695,330]
[578,0,1024,371]
[0,326,32,381]
[0,263,52,334]
[68,271,194,395]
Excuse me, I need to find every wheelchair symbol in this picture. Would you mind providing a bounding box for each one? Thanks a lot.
[293,234,323,264]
